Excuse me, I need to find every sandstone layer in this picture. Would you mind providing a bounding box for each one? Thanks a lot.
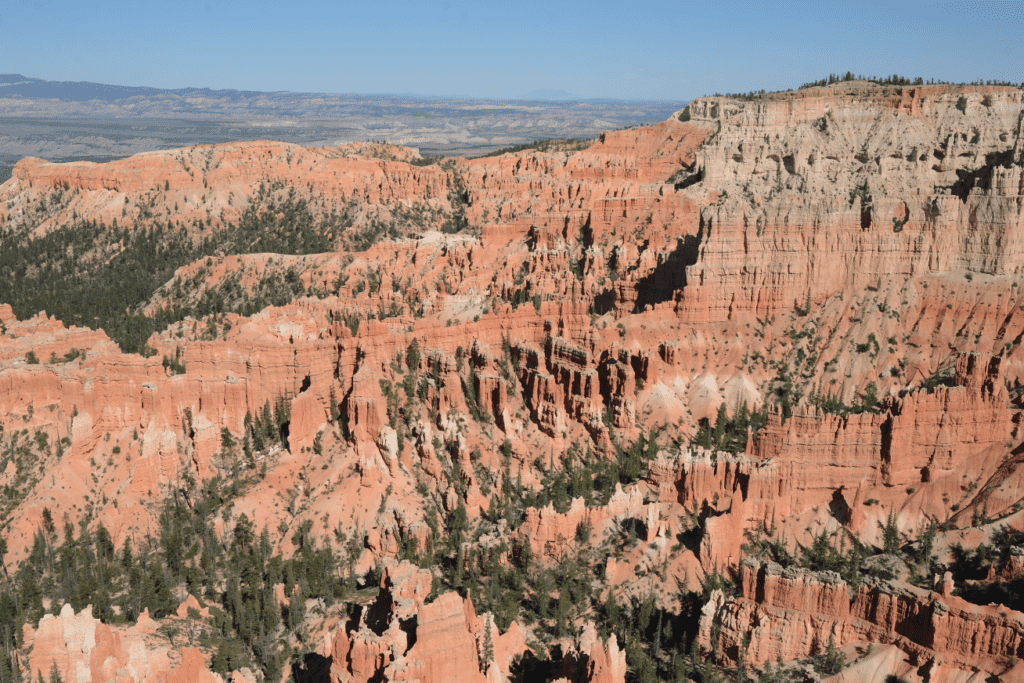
[0,81,1021,681]
[700,559,1024,681]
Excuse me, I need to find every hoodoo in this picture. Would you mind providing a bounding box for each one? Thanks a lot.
[0,80,1023,682]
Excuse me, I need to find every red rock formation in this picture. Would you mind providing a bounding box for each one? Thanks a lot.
[328,560,534,683]
[517,485,644,560]
[568,623,628,683]
[644,349,1019,568]
[175,594,210,619]
[0,142,451,238]
[1,82,1024,681]
[700,559,1024,680]
[674,85,1024,325]
[165,648,220,683]
[26,604,226,683]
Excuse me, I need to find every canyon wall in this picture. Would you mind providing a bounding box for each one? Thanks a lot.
[700,559,1024,681]
[0,81,1022,681]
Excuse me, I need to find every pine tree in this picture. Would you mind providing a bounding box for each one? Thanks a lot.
[802,529,843,572]
[233,514,255,553]
[535,570,552,621]
[453,543,465,588]
[261,400,274,442]
[653,609,663,662]
[0,535,7,581]
[633,652,657,683]
[712,403,728,447]
[728,401,749,452]
[41,508,55,537]
[602,589,618,638]
[406,338,421,371]
[120,538,134,574]
[699,659,724,683]
[845,537,863,587]
[153,569,174,618]
[482,614,494,670]
[465,360,480,420]
[128,565,154,620]
[220,426,235,449]
[814,633,846,675]
[449,501,469,548]
[287,584,306,632]
[737,633,749,683]
[211,640,238,675]
[701,422,712,450]
[555,587,570,636]
[881,509,901,554]
[276,395,290,427]
[94,523,113,563]
[92,589,113,623]
[916,521,937,565]
[860,381,879,413]
[329,388,341,423]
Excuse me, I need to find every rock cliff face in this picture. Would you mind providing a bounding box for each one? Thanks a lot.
[657,348,1018,568]
[700,559,1024,681]
[0,81,1023,681]
[328,561,573,683]
[26,604,228,683]
[676,84,1024,323]
[0,141,451,239]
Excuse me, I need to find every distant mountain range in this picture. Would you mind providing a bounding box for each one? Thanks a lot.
[0,74,685,171]
[0,74,664,105]
[0,73,207,102]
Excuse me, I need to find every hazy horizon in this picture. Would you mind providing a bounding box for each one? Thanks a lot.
[0,73,684,104]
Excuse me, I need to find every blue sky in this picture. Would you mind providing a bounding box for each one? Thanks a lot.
[2,0,1022,100]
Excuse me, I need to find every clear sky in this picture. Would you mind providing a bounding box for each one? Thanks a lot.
[2,0,1022,101]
